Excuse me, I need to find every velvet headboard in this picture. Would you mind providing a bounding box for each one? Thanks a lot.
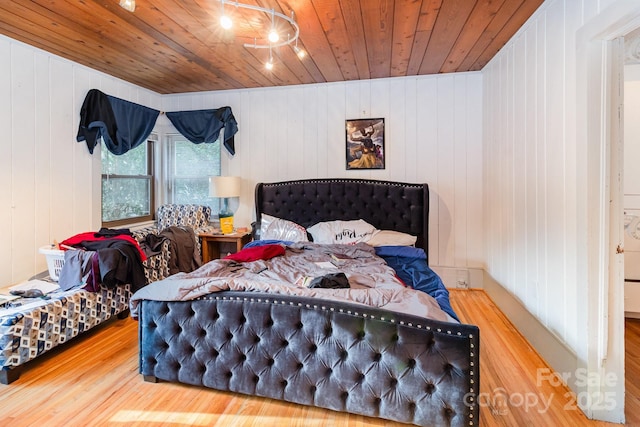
[254,178,429,259]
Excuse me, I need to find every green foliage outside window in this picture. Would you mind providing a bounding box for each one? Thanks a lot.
[101,141,152,223]
[101,134,221,224]
[168,136,221,207]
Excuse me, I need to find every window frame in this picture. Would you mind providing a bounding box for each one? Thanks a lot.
[101,135,156,227]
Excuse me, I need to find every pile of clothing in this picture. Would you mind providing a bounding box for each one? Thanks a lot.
[57,226,202,293]
[58,228,148,292]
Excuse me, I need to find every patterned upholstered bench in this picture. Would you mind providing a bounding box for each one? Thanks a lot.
[0,284,130,384]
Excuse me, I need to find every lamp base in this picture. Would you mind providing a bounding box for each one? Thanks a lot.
[219,215,234,234]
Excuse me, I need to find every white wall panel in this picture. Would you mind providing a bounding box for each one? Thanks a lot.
[466,74,484,269]
[11,42,37,281]
[482,0,625,357]
[0,34,161,287]
[1,37,482,287]
[0,39,11,282]
[162,73,483,272]
[34,51,52,275]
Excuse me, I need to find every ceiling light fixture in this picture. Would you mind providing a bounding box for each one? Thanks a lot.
[266,45,274,70]
[220,1,232,29]
[119,0,135,12]
[218,0,306,68]
[293,40,306,59]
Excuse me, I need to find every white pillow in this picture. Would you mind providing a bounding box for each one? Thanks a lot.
[307,219,376,245]
[365,230,417,247]
[260,214,308,242]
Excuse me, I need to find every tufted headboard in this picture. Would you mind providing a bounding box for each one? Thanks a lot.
[255,178,429,259]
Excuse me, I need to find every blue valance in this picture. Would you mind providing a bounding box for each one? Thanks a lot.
[166,107,238,155]
[77,89,160,155]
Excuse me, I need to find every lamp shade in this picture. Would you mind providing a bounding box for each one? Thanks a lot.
[209,176,241,198]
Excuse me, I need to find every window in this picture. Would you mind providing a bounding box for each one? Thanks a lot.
[101,136,155,225]
[166,134,220,209]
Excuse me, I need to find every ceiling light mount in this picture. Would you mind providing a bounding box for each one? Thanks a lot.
[218,0,305,55]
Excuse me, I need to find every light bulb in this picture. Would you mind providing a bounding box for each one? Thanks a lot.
[268,30,279,43]
[119,0,135,12]
[220,15,232,29]
[265,59,274,70]
[294,46,306,59]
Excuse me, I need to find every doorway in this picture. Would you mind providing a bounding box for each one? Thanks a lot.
[623,31,640,424]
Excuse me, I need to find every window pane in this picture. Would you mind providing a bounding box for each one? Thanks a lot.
[172,178,212,205]
[167,136,221,208]
[101,143,148,175]
[173,141,220,177]
[102,177,151,222]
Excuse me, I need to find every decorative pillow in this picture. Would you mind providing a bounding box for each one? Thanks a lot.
[365,230,417,247]
[260,214,309,242]
[307,219,376,245]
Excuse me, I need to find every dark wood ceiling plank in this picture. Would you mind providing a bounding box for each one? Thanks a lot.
[456,0,524,71]
[115,0,253,92]
[311,0,360,82]
[271,40,319,85]
[153,0,276,90]
[359,0,395,79]
[419,0,478,75]
[389,0,422,77]
[440,0,507,73]
[0,2,194,93]
[470,0,543,69]
[243,44,297,86]
[0,0,544,92]
[57,0,213,91]
[406,0,442,75]
[337,0,371,80]
[295,0,346,83]
[275,0,329,83]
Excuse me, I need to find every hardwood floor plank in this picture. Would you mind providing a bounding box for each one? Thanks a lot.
[0,289,634,426]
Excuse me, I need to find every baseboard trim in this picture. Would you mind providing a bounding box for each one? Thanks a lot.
[482,272,581,393]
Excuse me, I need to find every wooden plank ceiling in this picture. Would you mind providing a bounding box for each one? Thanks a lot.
[0,0,544,94]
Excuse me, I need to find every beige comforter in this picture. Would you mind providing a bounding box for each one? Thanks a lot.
[130,242,453,322]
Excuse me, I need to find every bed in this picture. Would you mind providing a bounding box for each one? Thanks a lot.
[134,178,480,427]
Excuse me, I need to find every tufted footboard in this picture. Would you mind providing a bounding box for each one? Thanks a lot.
[139,292,480,427]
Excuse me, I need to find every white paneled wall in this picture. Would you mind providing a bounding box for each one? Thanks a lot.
[0,30,483,288]
[483,0,621,356]
[0,34,161,288]
[161,73,484,271]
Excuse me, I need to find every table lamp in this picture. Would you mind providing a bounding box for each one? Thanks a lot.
[209,176,241,234]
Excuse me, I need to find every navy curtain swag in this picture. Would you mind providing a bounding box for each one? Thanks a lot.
[77,89,160,155]
[166,106,238,155]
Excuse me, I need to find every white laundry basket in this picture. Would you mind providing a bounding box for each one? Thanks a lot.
[39,246,65,281]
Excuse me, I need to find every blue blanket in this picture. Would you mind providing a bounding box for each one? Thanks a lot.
[374,246,459,322]
[244,241,459,322]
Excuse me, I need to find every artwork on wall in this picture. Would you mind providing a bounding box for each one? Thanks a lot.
[345,118,385,170]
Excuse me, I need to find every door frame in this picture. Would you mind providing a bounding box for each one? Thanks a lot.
[576,0,640,422]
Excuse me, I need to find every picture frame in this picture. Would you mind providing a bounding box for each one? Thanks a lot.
[345,118,385,170]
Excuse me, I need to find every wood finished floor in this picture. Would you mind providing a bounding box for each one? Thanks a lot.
[0,289,635,426]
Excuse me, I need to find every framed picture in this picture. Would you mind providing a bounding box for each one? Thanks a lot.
[345,118,385,170]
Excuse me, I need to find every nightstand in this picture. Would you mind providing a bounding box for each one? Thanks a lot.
[199,231,252,263]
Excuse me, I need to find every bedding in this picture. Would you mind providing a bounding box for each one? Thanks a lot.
[130,242,454,323]
[137,178,479,427]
